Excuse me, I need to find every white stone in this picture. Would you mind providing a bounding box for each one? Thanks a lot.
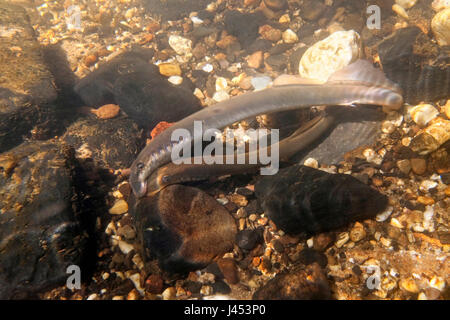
[201,63,213,73]
[376,206,393,222]
[213,90,230,102]
[215,77,228,91]
[431,8,450,46]
[282,29,298,44]
[303,157,319,169]
[419,180,438,192]
[190,16,204,25]
[168,75,183,85]
[128,273,144,295]
[299,30,361,82]
[117,240,134,255]
[168,35,193,55]
[409,104,439,127]
[363,148,383,165]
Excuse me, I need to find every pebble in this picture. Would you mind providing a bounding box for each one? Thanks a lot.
[217,258,239,284]
[159,63,182,76]
[128,273,144,296]
[429,276,446,291]
[390,217,404,229]
[117,225,136,240]
[87,293,98,300]
[303,157,319,169]
[168,35,192,56]
[400,278,419,293]
[395,0,417,9]
[117,240,134,255]
[410,158,427,175]
[251,76,272,91]
[213,90,230,102]
[215,77,228,91]
[282,29,298,44]
[410,118,450,155]
[200,285,213,296]
[380,237,392,248]
[392,4,409,19]
[247,51,263,69]
[239,76,253,90]
[417,196,435,205]
[109,199,128,215]
[167,75,183,85]
[313,233,335,251]
[382,120,396,134]
[432,0,450,12]
[443,100,450,119]
[396,159,411,175]
[216,35,238,49]
[236,229,262,250]
[409,104,439,127]
[419,180,438,192]
[363,148,383,165]
[259,25,282,42]
[376,206,393,222]
[84,54,97,67]
[335,232,349,248]
[279,14,290,24]
[349,222,366,242]
[162,287,176,300]
[431,8,450,46]
[230,194,248,207]
[127,289,140,300]
[91,104,120,120]
[299,30,361,82]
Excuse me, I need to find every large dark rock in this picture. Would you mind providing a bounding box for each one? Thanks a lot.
[74,49,155,107]
[113,70,201,129]
[255,165,388,236]
[62,116,143,170]
[74,50,202,129]
[0,141,88,299]
[376,26,450,104]
[253,263,331,300]
[0,2,58,152]
[130,185,237,274]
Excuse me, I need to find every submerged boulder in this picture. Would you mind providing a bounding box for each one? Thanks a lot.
[62,116,143,170]
[0,141,88,299]
[130,185,237,274]
[74,49,201,130]
[376,27,450,104]
[255,165,388,236]
[0,2,58,152]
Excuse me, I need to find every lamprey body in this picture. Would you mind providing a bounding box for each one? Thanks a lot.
[130,60,403,198]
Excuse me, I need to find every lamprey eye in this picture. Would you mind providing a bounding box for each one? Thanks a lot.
[136,162,145,171]
[161,175,170,184]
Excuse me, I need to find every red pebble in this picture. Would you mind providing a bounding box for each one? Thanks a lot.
[150,121,174,139]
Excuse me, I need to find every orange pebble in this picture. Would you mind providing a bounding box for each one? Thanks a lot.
[150,121,175,139]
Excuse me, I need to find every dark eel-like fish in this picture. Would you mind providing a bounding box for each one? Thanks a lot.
[144,113,335,195]
[130,60,403,198]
